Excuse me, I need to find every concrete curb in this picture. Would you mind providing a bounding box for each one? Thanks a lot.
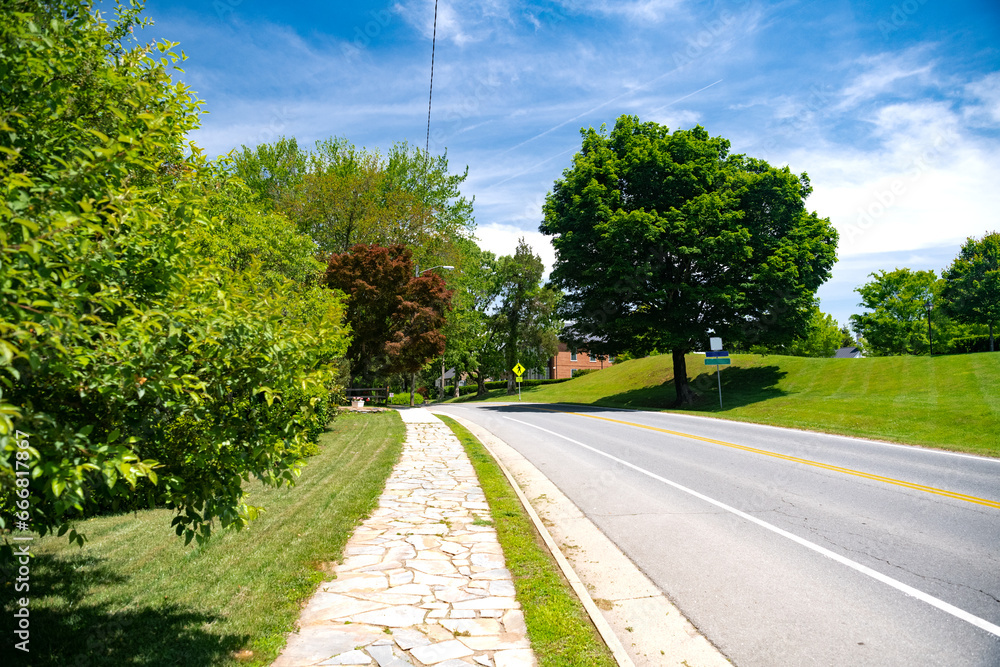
[434,410,636,667]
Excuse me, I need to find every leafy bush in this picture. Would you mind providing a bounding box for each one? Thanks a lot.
[0,0,348,545]
[445,378,571,396]
[389,393,424,405]
[950,335,995,354]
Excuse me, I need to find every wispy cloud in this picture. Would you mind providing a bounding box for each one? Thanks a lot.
[141,0,1000,325]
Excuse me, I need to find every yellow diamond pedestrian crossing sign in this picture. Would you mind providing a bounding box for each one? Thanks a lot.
[512,363,525,377]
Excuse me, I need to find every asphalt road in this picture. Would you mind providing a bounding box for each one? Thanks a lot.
[434,402,1000,667]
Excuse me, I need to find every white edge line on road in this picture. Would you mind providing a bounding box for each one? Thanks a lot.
[483,402,1000,464]
[503,415,1000,640]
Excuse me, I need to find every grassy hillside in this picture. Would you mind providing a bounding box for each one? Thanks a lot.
[451,353,1000,457]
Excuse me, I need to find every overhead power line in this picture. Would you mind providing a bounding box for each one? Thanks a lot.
[425,0,439,158]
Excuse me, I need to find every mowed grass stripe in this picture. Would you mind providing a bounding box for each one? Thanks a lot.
[437,415,617,667]
[7,412,405,666]
[447,352,1000,457]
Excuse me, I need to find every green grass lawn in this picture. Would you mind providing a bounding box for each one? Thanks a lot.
[445,352,1000,457]
[2,412,404,666]
[438,415,617,667]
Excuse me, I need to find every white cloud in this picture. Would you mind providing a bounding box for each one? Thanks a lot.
[836,47,937,110]
[791,97,1000,258]
[558,0,684,23]
[475,222,557,277]
[963,71,1000,126]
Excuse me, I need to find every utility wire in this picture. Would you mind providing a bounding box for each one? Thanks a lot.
[425,0,439,158]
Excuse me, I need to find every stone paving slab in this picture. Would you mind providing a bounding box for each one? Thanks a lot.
[274,408,537,667]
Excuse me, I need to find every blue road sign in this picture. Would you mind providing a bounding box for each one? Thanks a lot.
[705,350,729,358]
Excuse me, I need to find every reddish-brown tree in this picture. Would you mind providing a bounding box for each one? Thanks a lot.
[325,244,451,399]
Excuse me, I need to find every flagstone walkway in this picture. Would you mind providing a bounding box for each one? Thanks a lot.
[274,408,536,667]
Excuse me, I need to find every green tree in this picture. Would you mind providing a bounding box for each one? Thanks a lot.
[435,237,496,398]
[229,136,306,210]
[194,170,323,287]
[941,232,1000,352]
[755,306,843,357]
[231,137,475,269]
[541,116,838,404]
[848,268,963,356]
[491,240,560,395]
[785,308,843,357]
[0,0,348,545]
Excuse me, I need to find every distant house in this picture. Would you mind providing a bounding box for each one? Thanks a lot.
[547,342,614,379]
[833,346,863,358]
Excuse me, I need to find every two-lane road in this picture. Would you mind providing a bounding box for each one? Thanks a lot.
[435,403,1000,666]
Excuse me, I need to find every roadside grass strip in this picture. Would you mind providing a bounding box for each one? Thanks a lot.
[1,412,405,666]
[438,415,618,667]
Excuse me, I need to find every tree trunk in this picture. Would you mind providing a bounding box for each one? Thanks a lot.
[409,372,416,407]
[507,372,516,396]
[672,349,698,406]
[454,371,461,398]
[991,323,995,352]
[476,371,487,397]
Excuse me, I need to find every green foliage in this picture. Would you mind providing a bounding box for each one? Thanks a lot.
[232,136,475,269]
[941,231,1000,352]
[754,306,843,357]
[195,170,323,288]
[0,0,349,545]
[490,239,561,393]
[229,136,307,209]
[848,268,969,356]
[388,392,424,405]
[541,116,838,404]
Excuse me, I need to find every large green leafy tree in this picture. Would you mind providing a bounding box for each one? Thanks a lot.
[0,0,348,545]
[491,240,560,394]
[232,137,475,269]
[941,232,1000,352]
[541,116,838,404]
[434,237,497,398]
[849,268,967,356]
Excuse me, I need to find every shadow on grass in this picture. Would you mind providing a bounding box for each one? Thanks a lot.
[2,552,247,667]
[465,365,789,413]
[676,365,789,412]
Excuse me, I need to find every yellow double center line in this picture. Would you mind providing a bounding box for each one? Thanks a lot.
[530,407,1000,511]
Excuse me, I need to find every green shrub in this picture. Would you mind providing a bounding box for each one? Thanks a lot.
[444,378,572,396]
[389,393,424,405]
[950,334,995,354]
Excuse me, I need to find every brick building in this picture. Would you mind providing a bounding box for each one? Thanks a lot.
[546,342,614,379]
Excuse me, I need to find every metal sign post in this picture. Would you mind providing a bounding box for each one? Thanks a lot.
[512,363,525,401]
[706,338,730,409]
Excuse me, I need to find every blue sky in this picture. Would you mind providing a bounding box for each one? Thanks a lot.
[138,0,1000,329]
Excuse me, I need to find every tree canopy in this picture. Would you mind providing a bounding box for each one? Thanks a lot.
[941,232,1000,352]
[1,0,348,545]
[541,116,838,403]
[231,137,475,268]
